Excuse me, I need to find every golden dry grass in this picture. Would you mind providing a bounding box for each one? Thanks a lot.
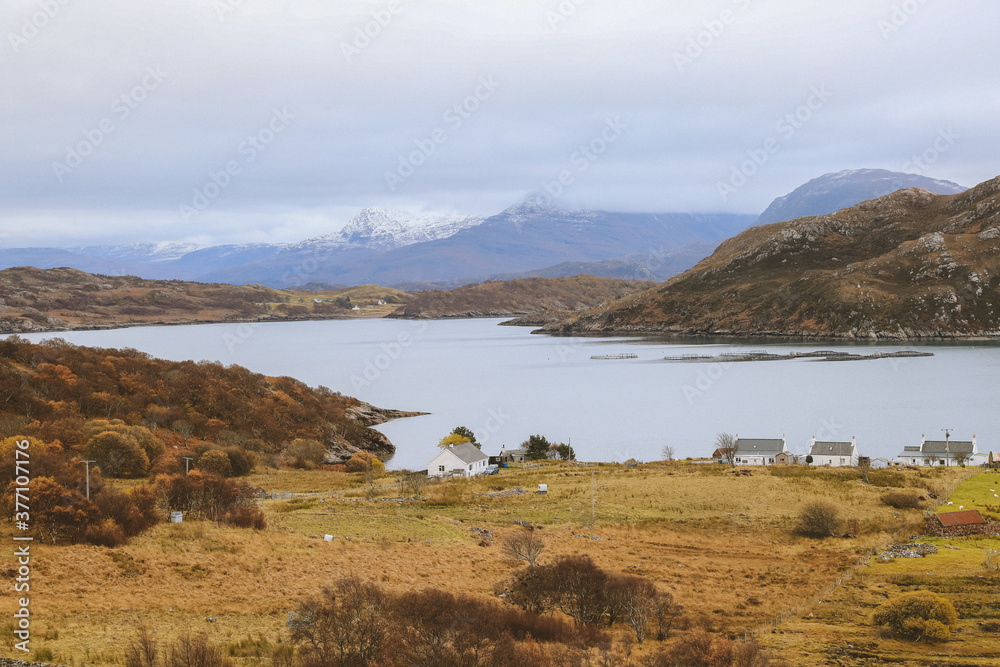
[766,469,1000,666]
[0,462,975,665]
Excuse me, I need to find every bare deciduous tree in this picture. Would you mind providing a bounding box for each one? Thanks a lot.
[613,575,659,643]
[406,472,429,499]
[661,444,675,462]
[501,528,545,566]
[651,590,684,641]
[953,450,971,468]
[858,456,871,484]
[716,432,737,467]
[292,576,391,667]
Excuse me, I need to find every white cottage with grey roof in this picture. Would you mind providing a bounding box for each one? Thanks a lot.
[808,436,859,467]
[897,434,979,467]
[733,436,790,466]
[427,442,490,477]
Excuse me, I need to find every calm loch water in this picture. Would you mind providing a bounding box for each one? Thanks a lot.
[23,319,1000,470]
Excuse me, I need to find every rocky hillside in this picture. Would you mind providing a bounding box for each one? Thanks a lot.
[390,276,655,319]
[539,175,1000,339]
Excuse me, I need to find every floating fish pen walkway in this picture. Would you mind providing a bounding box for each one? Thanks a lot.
[590,353,639,360]
[662,350,933,363]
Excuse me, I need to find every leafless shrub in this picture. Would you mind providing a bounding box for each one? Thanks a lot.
[163,633,232,667]
[795,501,840,538]
[124,625,157,667]
[502,528,545,566]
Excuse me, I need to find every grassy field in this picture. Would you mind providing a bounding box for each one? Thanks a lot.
[1,461,988,666]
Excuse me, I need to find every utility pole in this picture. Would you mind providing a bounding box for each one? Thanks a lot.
[182,456,194,475]
[942,428,953,467]
[80,460,96,499]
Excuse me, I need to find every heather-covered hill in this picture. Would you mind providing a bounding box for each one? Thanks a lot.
[539,175,1000,339]
[0,336,412,464]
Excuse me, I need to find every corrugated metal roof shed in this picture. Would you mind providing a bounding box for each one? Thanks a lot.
[934,510,985,526]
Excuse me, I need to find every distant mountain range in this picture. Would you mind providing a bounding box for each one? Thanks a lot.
[537,174,1000,339]
[754,169,966,226]
[0,204,754,288]
[0,169,968,290]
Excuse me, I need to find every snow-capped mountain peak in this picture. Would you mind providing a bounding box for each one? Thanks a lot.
[291,208,483,252]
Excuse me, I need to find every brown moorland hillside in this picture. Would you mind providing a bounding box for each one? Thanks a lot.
[0,267,410,333]
[390,275,655,318]
[539,175,1000,339]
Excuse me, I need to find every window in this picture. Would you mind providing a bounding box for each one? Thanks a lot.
[468,464,473,470]
[438,465,445,472]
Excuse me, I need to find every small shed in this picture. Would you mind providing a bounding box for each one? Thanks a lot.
[926,510,987,536]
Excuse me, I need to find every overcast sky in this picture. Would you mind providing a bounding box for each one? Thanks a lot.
[2,0,998,248]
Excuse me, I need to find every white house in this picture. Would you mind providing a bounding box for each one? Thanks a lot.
[808,436,859,467]
[733,436,790,466]
[427,442,489,477]
[896,434,979,466]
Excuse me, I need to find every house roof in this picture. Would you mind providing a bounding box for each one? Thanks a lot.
[809,441,856,457]
[922,440,975,454]
[934,510,985,526]
[735,438,786,455]
[448,442,489,464]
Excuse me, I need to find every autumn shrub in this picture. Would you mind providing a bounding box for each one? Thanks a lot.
[91,483,160,538]
[13,476,100,544]
[83,420,163,469]
[222,506,267,530]
[155,471,202,513]
[0,436,76,487]
[292,577,604,667]
[871,590,958,642]
[881,490,923,509]
[83,519,127,547]
[285,438,327,468]
[344,450,384,475]
[86,430,149,478]
[198,449,232,477]
[224,446,255,476]
[156,472,263,525]
[149,449,185,476]
[127,485,162,530]
[795,501,840,538]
